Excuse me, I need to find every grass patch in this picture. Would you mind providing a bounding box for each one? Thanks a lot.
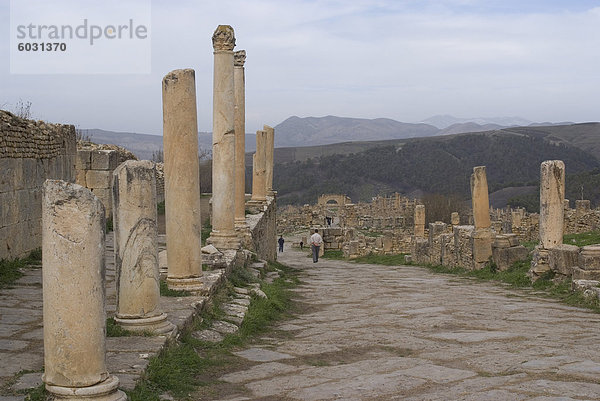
[361,230,384,237]
[563,231,600,247]
[322,249,344,260]
[352,253,408,266]
[201,221,212,246]
[160,280,191,297]
[23,383,47,400]
[106,317,134,337]
[521,240,539,251]
[157,201,165,215]
[129,261,299,400]
[0,249,43,289]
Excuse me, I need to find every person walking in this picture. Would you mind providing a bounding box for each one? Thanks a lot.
[278,235,285,252]
[310,229,323,263]
[299,240,304,250]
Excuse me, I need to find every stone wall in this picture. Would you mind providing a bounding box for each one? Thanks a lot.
[75,144,138,218]
[245,197,277,262]
[0,110,76,260]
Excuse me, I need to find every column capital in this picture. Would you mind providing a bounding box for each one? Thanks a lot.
[234,50,246,67]
[212,25,235,51]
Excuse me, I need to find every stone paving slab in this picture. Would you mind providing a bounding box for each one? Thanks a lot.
[0,232,235,394]
[215,244,600,400]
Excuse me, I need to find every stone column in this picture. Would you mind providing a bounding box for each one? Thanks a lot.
[250,130,267,203]
[208,25,240,250]
[470,166,493,269]
[471,166,491,229]
[451,212,460,226]
[414,204,425,237]
[234,50,248,229]
[42,180,126,401]
[264,124,275,196]
[539,160,565,249]
[112,161,174,334]
[162,68,203,292]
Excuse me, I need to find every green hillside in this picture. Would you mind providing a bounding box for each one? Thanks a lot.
[273,130,600,206]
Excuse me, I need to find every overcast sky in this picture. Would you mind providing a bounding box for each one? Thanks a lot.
[1,0,599,135]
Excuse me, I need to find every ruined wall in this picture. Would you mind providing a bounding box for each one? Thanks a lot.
[246,197,277,262]
[0,111,76,260]
[75,145,138,218]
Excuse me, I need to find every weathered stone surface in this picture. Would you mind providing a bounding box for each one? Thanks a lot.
[471,166,491,229]
[42,180,126,400]
[234,49,248,228]
[539,160,565,249]
[112,160,173,334]
[234,348,294,362]
[162,68,203,291]
[414,204,425,237]
[250,130,267,202]
[548,244,580,276]
[264,125,274,196]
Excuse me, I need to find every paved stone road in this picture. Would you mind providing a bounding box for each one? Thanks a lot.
[217,243,600,401]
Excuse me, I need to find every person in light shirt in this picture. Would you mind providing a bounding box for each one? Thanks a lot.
[310,229,323,263]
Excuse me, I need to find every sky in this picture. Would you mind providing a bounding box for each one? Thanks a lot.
[1,0,599,135]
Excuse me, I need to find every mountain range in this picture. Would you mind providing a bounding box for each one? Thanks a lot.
[83,114,565,159]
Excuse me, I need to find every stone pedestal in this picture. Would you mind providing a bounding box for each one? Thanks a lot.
[42,180,126,401]
[414,204,425,237]
[249,130,267,204]
[539,160,565,249]
[234,50,248,229]
[529,246,551,279]
[112,161,174,334]
[573,245,600,280]
[492,234,529,271]
[264,124,275,196]
[162,68,203,292]
[548,244,580,277]
[471,229,493,269]
[208,25,240,250]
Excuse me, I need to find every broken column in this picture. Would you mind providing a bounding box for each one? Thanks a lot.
[264,124,275,196]
[234,49,248,229]
[414,204,425,237]
[112,161,174,334]
[471,166,493,269]
[249,130,267,204]
[539,160,565,249]
[451,212,460,226]
[208,25,240,250]
[42,180,126,401]
[530,160,565,279]
[162,68,203,292]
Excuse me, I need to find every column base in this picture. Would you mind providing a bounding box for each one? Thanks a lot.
[114,312,176,335]
[246,199,266,213]
[45,375,126,401]
[208,231,241,250]
[235,217,249,229]
[166,276,204,293]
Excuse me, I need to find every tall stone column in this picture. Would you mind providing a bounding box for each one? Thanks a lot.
[471,166,491,229]
[264,124,275,196]
[208,25,240,250]
[112,161,174,334]
[414,204,425,237]
[234,50,248,229]
[250,130,267,203]
[539,160,565,248]
[470,166,493,269]
[42,180,126,401]
[162,69,204,292]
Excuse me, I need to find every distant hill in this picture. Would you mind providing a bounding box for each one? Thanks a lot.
[273,128,600,206]
[273,115,440,147]
[420,115,533,129]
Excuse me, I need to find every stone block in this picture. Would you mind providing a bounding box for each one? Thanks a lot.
[86,170,112,189]
[579,245,600,270]
[472,229,493,265]
[75,169,87,186]
[91,150,118,170]
[492,245,529,271]
[76,150,92,170]
[548,244,579,276]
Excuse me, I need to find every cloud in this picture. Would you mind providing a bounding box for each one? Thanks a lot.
[1,0,599,134]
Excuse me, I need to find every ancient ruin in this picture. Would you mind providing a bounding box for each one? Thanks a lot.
[249,130,267,204]
[42,180,126,401]
[208,25,240,250]
[162,68,204,292]
[234,49,248,229]
[112,160,174,334]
